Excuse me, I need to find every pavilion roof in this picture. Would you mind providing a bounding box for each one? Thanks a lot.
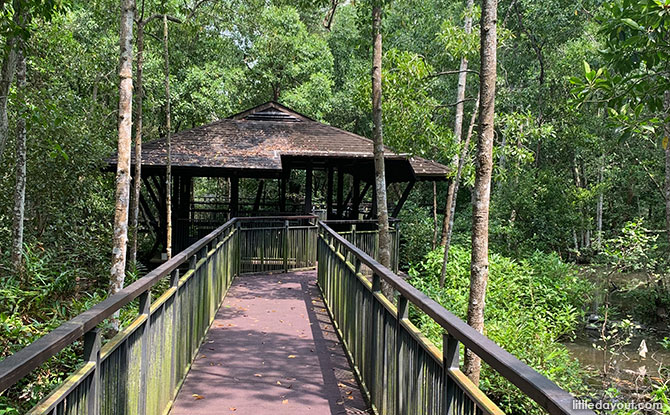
[109,101,449,181]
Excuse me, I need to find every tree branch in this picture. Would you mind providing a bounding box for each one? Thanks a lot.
[435,97,478,108]
[427,69,479,78]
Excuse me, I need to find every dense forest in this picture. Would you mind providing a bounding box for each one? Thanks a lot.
[0,0,669,414]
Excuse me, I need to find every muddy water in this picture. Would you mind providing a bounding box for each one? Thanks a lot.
[563,332,670,382]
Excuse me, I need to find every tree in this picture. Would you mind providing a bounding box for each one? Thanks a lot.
[572,0,670,248]
[163,12,173,259]
[110,0,135,330]
[463,0,497,385]
[10,46,26,274]
[440,0,475,249]
[0,1,22,162]
[371,0,391,271]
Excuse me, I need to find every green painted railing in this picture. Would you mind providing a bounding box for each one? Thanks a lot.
[317,221,595,415]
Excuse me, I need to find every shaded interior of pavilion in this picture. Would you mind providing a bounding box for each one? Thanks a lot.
[108,102,449,257]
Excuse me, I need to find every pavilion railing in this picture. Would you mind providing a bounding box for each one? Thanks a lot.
[322,219,400,273]
[316,221,595,415]
[0,219,241,415]
[237,216,318,274]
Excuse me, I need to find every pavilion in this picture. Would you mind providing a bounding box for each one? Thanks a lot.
[109,101,449,255]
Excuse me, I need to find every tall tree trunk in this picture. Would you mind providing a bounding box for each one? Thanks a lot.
[463,0,497,385]
[110,0,135,331]
[440,93,480,287]
[0,1,22,161]
[432,181,438,250]
[11,48,26,275]
[596,156,604,249]
[372,2,391,271]
[440,0,475,248]
[163,13,173,259]
[665,91,670,249]
[129,22,144,266]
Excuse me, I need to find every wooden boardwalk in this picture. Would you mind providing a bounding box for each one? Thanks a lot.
[170,270,370,415]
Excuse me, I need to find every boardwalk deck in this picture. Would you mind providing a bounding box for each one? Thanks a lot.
[170,270,370,415]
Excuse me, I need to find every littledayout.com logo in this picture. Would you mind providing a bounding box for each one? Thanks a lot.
[573,399,665,412]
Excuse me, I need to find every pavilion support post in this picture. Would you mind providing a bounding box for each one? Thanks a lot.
[304,166,313,214]
[352,175,360,219]
[337,165,344,218]
[230,176,239,218]
[370,185,378,219]
[392,180,415,218]
[253,179,264,213]
[280,171,289,213]
[326,167,334,219]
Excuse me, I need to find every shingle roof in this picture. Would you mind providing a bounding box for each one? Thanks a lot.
[111,102,449,180]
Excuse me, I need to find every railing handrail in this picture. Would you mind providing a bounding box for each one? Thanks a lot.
[0,218,238,393]
[317,221,593,415]
[236,215,318,221]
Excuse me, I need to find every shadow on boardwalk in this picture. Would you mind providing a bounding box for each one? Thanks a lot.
[170,270,371,415]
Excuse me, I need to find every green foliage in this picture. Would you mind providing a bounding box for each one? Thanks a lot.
[408,246,591,414]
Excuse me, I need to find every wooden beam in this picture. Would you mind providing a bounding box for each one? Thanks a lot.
[304,166,313,214]
[392,180,415,218]
[326,167,334,219]
[139,193,159,235]
[337,166,344,218]
[253,179,264,213]
[230,176,239,217]
[352,175,361,219]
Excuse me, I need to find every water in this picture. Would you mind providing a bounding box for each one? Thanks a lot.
[563,331,670,384]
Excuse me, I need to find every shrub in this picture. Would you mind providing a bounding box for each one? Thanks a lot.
[408,245,592,414]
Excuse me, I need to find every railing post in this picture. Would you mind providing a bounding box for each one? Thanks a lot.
[170,269,180,393]
[442,332,460,414]
[372,272,381,293]
[283,220,289,273]
[83,328,101,415]
[396,295,408,414]
[138,290,151,415]
[350,225,356,264]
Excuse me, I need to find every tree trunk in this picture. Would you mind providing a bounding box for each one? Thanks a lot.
[432,181,438,250]
[129,22,144,267]
[371,2,391,270]
[596,155,604,249]
[163,13,173,259]
[110,0,135,331]
[11,48,26,275]
[440,93,480,287]
[665,90,670,249]
[440,0,475,248]
[0,2,21,161]
[463,0,497,386]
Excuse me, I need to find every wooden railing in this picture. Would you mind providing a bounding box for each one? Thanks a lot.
[0,219,240,415]
[0,217,594,415]
[238,216,318,274]
[317,222,595,415]
[323,219,400,273]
